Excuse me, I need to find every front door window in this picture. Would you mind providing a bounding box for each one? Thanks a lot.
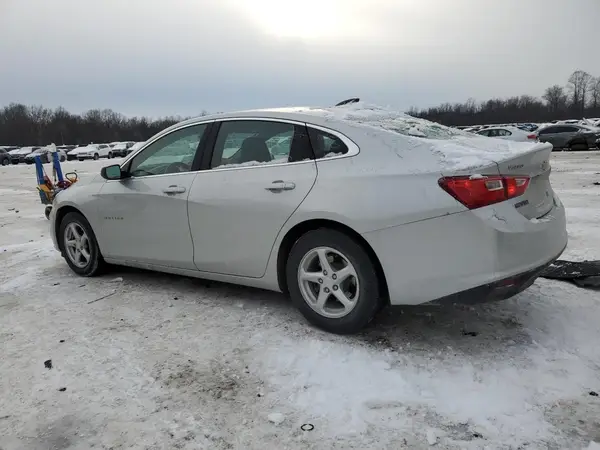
[128,124,208,177]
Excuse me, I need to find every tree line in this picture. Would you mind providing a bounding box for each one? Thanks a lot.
[408,70,600,127]
[3,69,599,145]
[0,104,201,146]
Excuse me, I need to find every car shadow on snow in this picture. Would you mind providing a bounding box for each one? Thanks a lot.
[88,266,542,359]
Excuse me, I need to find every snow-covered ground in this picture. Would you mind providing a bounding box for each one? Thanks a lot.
[1,154,600,450]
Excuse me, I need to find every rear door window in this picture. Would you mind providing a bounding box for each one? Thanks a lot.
[210,120,313,169]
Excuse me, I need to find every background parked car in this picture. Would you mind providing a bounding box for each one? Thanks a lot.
[516,123,539,132]
[125,141,146,156]
[74,144,112,161]
[67,145,89,161]
[477,126,538,142]
[24,146,67,164]
[537,124,600,151]
[57,145,77,153]
[9,146,40,164]
[0,148,11,166]
[110,141,135,157]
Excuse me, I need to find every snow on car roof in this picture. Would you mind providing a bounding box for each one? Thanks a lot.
[281,102,549,171]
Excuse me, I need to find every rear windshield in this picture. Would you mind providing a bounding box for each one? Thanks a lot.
[346,114,463,140]
[316,105,466,140]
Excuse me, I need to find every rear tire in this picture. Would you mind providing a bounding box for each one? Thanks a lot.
[58,212,105,277]
[107,152,113,159]
[569,141,588,151]
[286,228,382,334]
[1,158,8,166]
[93,153,99,160]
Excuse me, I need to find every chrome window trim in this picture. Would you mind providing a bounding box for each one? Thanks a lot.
[109,116,360,180]
[217,116,307,126]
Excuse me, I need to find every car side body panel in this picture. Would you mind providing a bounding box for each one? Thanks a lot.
[187,161,318,278]
[95,173,198,270]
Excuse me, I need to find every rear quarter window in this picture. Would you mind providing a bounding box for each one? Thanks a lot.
[307,128,348,159]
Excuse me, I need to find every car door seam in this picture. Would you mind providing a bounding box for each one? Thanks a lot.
[261,160,319,278]
[186,173,200,269]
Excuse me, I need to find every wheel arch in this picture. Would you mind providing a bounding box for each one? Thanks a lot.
[276,218,389,302]
[54,205,89,249]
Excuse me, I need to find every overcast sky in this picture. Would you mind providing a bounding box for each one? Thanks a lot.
[1,0,598,117]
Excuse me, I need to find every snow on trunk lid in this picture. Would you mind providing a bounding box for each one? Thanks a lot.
[494,142,554,219]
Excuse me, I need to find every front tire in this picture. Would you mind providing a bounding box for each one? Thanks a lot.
[286,229,382,334]
[93,153,99,160]
[107,152,113,159]
[1,158,8,166]
[58,212,105,276]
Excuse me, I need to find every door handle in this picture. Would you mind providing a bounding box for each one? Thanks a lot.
[265,180,296,192]
[162,185,186,194]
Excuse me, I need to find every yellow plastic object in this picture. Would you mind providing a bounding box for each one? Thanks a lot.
[65,172,78,183]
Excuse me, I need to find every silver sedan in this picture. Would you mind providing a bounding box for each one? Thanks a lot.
[50,104,567,334]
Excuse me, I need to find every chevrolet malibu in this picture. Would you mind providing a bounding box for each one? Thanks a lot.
[50,103,567,334]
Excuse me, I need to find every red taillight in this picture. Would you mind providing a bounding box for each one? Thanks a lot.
[438,175,530,209]
[527,134,537,140]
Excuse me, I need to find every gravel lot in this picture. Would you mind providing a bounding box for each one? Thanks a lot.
[1,153,600,450]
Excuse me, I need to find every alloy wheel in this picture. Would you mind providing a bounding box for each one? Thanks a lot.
[297,246,360,319]
[64,222,91,268]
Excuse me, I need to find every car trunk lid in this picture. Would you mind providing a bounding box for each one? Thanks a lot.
[494,142,554,219]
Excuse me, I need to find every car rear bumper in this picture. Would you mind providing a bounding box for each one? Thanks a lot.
[362,193,568,305]
[427,244,564,305]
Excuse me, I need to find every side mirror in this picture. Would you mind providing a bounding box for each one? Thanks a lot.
[101,164,125,180]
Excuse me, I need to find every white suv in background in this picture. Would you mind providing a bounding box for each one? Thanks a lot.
[76,144,113,161]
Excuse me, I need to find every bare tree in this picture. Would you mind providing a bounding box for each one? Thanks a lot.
[589,77,600,110]
[566,70,592,113]
[542,85,568,112]
[0,104,186,146]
